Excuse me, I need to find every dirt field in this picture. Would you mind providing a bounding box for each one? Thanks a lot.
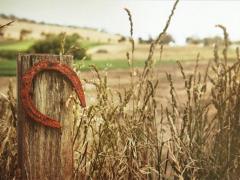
[88,43,237,61]
[0,60,209,108]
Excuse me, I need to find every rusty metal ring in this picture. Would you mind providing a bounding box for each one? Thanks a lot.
[21,60,86,128]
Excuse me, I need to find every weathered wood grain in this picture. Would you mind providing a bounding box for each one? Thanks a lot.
[17,54,75,180]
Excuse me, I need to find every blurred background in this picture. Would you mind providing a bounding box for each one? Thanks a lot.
[0,0,240,90]
[1,1,240,179]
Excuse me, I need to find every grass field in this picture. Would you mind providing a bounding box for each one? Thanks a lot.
[0,39,195,76]
[0,40,35,51]
[0,39,178,76]
[0,60,16,76]
[0,39,103,51]
[0,39,238,76]
[80,40,105,49]
[0,58,180,76]
[1,1,240,178]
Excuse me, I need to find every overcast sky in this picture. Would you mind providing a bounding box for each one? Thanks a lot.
[1,0,240,44]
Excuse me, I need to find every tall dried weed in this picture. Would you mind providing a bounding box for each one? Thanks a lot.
[1,1,240,179]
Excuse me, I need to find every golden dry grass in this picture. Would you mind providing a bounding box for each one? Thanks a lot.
[1,0,240,179]
[88,43,237,61]
[0,17,121,43]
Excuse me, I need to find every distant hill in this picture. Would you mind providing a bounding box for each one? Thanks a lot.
[0,14,122,43]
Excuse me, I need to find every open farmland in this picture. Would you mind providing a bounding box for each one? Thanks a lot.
[0,17,121,43]
[0,38,237,76]
[1,0,240,179]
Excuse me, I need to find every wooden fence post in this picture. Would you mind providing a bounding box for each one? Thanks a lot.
[17,54,75,180]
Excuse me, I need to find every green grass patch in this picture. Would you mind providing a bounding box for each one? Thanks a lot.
[0,58,179,77]
[80,40,105,49]
[0,40,35,51]
[0,39,102,51]
[0,60,16,76]
[75,59,138,71]
[74,59,177,71]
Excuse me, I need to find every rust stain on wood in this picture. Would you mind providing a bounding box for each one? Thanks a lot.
[20,60,86,128]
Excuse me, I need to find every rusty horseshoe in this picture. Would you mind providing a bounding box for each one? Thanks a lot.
[21,60,86,129]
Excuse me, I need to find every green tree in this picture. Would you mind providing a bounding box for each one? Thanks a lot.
[185,37,202,45]
[19,29,32,41]
[159,33,175,45]
[138,34,174,45]
[203,36,223,46]
[118,36,126,43]
[28,33,87,60]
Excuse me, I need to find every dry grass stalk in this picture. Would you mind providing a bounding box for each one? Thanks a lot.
[1,1,240,179]
[0,82,18,179]
[0,21,14,29]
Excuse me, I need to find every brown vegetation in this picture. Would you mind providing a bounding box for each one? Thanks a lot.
[0,0,240,179]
